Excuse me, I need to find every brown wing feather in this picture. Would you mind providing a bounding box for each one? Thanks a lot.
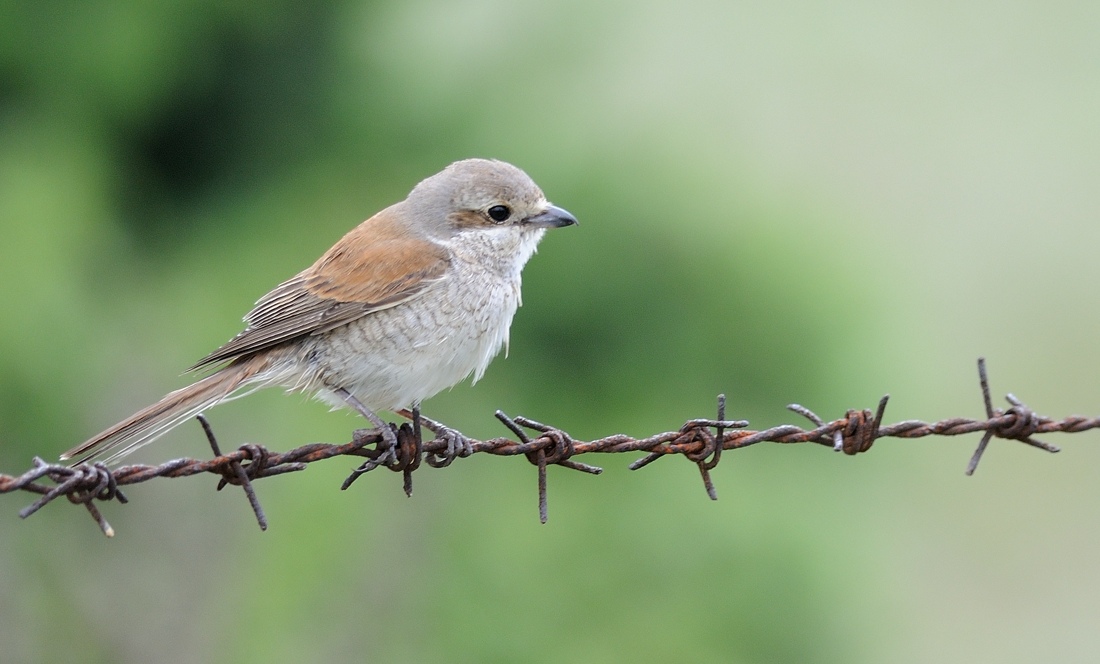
[188,207,451,372]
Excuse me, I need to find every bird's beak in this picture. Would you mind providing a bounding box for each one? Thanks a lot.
[523,205,578,229]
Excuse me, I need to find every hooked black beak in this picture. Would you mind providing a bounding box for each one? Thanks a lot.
[524,204,578,229]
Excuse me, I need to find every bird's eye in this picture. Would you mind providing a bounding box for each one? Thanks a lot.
[487,205,511,222]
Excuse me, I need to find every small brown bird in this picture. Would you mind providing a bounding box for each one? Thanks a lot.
[63,158,576,465]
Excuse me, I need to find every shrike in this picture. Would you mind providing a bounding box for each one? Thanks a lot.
[64,158,577,465]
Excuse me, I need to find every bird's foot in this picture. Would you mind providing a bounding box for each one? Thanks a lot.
[397,407,472,467]
[426,423,472,467]
[336,388,402,489]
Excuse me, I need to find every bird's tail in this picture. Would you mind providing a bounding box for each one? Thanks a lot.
[62,355,271,466]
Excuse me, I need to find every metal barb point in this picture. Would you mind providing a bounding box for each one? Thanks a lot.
[629,452,664,471]
[494,410,531,444]
[978,357,994,419]
[698,465,718,501]
[704,394,726,471]
[536,449,548,524]
[873,395,890,435]
[966,358,1058,476]
[83,500,114,537]
[198,415,267,531]
[341,428,395,490]
[966,432,994,476]
[404,407,423,498]
[967,357,997,475]
[495,411,595,522]
[496,411,550,523]
[695,394,727,500]
[788,404,843,450]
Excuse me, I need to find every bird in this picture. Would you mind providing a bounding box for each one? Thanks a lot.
[62,158,577,465]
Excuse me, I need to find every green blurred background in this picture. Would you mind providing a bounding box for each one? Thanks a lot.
[2,1,1099,662]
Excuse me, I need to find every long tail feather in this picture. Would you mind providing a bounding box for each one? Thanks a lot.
[63,356,269,465]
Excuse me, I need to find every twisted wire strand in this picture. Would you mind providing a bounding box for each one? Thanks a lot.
[2,359,1096,536]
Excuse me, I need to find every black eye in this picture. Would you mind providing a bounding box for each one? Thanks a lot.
[487,205,511,222]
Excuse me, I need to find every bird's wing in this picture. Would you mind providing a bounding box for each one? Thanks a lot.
[188,211,451,372]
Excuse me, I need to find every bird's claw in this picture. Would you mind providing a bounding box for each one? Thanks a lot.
[426,424,471,468]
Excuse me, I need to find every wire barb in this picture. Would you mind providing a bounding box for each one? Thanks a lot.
[198,415,268,531]
[495,410,591,524]
[966,358,1060,475]
[1,359,1094,535]
[684,394,734,500]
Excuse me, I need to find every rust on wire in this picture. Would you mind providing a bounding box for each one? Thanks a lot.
[1,358,1096,536]
[197,414,268,532]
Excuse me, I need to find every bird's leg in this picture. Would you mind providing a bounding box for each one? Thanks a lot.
[335,387,399,464]
[396,405,472,466]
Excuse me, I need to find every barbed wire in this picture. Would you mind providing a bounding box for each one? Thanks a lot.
[2,358,1097,536]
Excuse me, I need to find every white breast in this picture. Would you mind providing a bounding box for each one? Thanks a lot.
[300,225,546,411]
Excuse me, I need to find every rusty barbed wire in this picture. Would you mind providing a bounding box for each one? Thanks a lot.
[2,358,1098,536]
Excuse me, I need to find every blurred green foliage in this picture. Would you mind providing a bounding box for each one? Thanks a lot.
[2,1,1099,663]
